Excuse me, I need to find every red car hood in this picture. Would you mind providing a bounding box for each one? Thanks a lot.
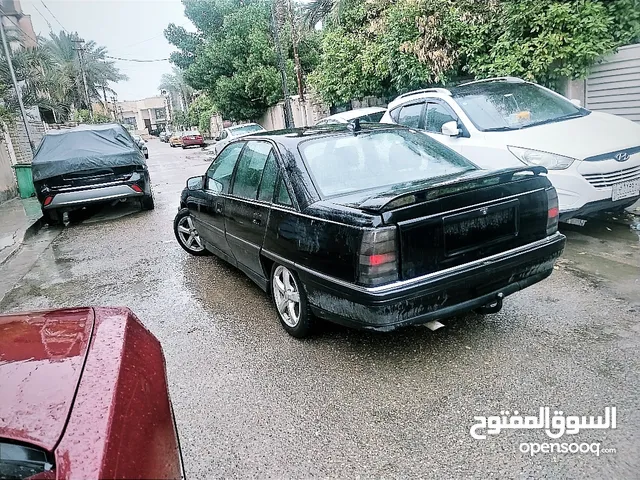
[0,308,94,451]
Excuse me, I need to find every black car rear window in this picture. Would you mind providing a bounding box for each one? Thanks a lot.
[298,129,476,197]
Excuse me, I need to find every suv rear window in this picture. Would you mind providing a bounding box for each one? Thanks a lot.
[299,129,476,197]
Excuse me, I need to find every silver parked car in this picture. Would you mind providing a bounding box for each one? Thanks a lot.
[212,123,266,155]
[132,135,149,159]
[315,106,387,126]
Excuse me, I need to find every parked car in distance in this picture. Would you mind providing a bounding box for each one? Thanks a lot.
[174,123,565,337]
[132,134,149,159]
[213,123,266,155]
[32,123,154,225]
[0,307,184,479]
[169,132,183,148]
[381,77,640,221]
[160,130,171,143]
[181,130,205,149]
[315,106,387,125]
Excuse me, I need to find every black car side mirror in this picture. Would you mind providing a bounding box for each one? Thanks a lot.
[187,176,204,191]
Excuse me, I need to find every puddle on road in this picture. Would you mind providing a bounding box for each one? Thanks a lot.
[559,207,640,305]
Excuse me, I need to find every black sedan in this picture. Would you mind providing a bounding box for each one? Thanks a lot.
[173,123,566,337]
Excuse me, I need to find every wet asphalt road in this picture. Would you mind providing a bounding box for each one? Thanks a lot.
[1,140,639,479]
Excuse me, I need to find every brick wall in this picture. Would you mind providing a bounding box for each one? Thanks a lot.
[7,110,45,164]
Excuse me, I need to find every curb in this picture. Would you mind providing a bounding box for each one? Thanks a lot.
[0,215,44,268]
[23,216,45,241]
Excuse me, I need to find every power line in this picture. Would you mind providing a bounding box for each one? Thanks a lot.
[40,0,69,33]
[105,55,170,63]
[110,34,165,52]
[32,4,53,32]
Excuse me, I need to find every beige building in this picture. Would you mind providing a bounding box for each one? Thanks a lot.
[116,96,169,133]
[1,0,37,49]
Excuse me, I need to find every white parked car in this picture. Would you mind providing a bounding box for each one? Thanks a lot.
[213,123,266,155]
[315,106,387,125]
[381,77,640,220]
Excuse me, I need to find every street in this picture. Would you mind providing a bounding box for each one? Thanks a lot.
[1,139,639,479]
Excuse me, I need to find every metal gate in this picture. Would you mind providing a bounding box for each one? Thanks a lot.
[586,43,640,124]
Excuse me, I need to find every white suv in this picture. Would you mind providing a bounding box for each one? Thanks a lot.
[381,77,640,220]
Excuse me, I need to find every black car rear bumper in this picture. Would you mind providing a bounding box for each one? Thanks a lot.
[296,232,566,331]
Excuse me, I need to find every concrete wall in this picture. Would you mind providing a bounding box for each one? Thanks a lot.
[0,130,17,203]
[258,94,331,131]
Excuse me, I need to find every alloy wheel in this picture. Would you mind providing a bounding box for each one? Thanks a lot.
[272,265,301,327]
[176,215,205,252]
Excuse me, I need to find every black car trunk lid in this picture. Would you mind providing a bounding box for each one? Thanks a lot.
[342,167,552,280]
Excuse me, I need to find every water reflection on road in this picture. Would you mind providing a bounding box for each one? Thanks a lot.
[559,206,640,305]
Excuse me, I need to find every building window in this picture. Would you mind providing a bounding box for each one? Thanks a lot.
[154,108,166,120]
[123,117,136,126]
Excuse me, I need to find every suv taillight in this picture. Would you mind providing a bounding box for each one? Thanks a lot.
[546,187,559,235]
[357,227,399,286]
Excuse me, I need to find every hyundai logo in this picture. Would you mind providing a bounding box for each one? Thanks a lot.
[479,207,488,215]
[614,152,630,162]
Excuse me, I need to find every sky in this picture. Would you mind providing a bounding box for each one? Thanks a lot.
[21,0,195,101]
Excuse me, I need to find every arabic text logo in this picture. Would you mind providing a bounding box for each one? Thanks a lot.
[470,406,616,440]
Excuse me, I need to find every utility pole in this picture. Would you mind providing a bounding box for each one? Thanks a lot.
[0,11,35,153]
[286,0,304,102]
[72,38,93,121]
[110,95,118,121]
[271,0,293,128]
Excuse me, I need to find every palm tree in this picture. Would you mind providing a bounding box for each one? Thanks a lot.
[158,67,194,112]
[302,0,347,28]
[43,31,127,111]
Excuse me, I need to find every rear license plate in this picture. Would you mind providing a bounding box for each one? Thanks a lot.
[612,179,640,202]
[443,199,519,257]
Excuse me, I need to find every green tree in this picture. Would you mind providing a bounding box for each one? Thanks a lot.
[165,0,319,121]
[309,0,640,102]
[187,93,217,134]
[465,0,639,88]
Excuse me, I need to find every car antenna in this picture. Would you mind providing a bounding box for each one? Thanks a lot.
[347,118,361,134]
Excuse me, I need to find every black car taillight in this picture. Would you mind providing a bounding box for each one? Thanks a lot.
[357,227,399,286]
[546,187,559,235]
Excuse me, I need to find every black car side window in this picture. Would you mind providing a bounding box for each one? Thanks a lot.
[397,102,424,129]
[232,141,272,200]
[425,102,458,134]
[257,151,278,202]
[275,177,293,207]
[206,142,245,193]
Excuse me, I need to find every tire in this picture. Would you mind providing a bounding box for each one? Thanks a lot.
[270,263,313,338]
[42,208,62,225]
[141,193,155,210]
[181,145,186,149]
[145,153,149,159]
[173,208,209,256]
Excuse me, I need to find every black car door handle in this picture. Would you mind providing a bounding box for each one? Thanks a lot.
[215,204,223,214]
